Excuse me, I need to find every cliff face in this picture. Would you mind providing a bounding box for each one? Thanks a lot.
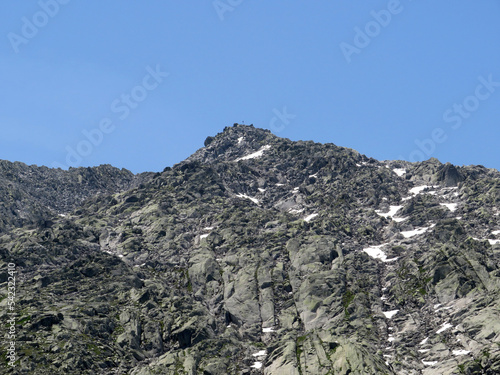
[1,124,500,374]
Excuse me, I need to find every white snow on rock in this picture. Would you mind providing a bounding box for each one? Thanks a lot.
[409,185,432,195]
[376,205,403,219]
[252,350,267,357]
[251,362,262,369]
[289,208,304,214]
[237,136,244,144]
[58,213,67,217]
[200,233,210,240]
[292,187,300,194]
[262,327,275,333]
[236,194,259,204]
[309,173,318,178]
[235,145,271,161]
[418,349,430,353]
[258,188,266,193]
[363,244,397,262]
[393,217,408,223]
[303,213,318,222]
[440,203,458,212]
[434,304,442,309]
[203,226,214,230]
[401,225,434,238]
[388,335,395,342]
[452,349,470,356]
[422,361,438,366]
[488,239,500,245]
[419,337,429,345]
[492,230,500,235]
[393,168,406,176]
[383,310,399,319]
[276,183,285,186]
[436,323,453,334]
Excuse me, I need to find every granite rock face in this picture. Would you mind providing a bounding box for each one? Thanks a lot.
[1,124,500,374]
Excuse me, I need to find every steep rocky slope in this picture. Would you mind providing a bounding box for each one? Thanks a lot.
[1,124,500,374]
[0,162,153,233]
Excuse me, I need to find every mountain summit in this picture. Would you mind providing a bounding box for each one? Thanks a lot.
[1,125,500,374]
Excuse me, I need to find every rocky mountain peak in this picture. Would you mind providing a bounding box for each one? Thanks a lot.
[187,124,277,164]
[1,126,500,374]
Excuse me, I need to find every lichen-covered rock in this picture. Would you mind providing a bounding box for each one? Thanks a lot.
[1,124,500,374]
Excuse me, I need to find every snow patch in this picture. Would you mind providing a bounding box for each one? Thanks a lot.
[382,310,399,319]
[492,230,500,235]
[237,136,244,144]
[203,226,214,230]
[393,168,406,176]
[292,187,300,194]
[289,208,304,214]
[363,244,398,262]
[440,203,458,212]
[419,337,429,345]
[422,361,438,366]
[488,239,500,245]
[251,362,262,369]
[236,194,259,204]
[303,213,318,222]
[309,173,318,178]
[409,185,432,195]
[200,233,210,240]
[401,225,434,238]
[452,350,470,356]
[436,323,453,334]
[58,213,66,217]
[258,188,266,193]
[376,205,403,219]
[262,327,275,333]
[252,350,267,357]
[235,145,271,161]
[418,349,430,353]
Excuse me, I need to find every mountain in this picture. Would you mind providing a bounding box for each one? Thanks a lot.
[1,124,500,374]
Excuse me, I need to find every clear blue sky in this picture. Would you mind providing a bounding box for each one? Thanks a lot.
[1,1,499,173]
